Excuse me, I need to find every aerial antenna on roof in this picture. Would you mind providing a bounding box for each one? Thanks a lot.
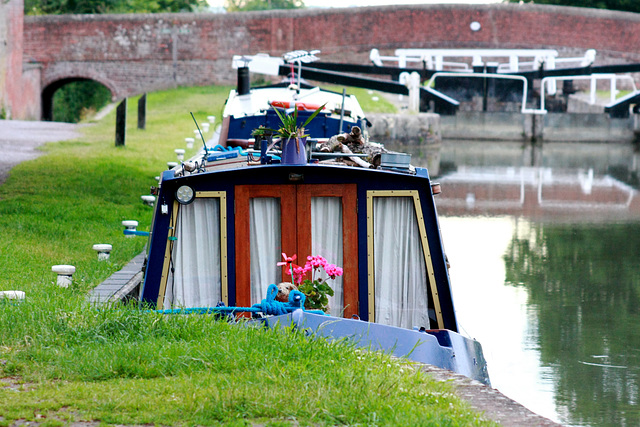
[283,50,320,87]
[190,112,208,156]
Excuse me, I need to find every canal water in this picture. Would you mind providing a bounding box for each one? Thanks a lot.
[399,140,640,427]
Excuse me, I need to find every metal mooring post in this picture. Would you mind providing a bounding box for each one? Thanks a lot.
[138,94,146,130]
[115,98,126,147]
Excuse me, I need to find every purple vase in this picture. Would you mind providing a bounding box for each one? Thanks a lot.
[281,137,307,165]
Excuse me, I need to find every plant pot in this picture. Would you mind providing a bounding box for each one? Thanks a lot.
[281,137,308,165]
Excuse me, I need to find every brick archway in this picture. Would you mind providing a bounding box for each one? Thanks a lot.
[41,77,116,121]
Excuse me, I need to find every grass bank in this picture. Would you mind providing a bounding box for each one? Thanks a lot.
[0,85,494,426]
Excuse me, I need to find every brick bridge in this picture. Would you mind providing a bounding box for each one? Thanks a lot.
[4,1,640,120]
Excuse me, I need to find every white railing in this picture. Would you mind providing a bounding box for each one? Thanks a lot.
[425,72,540,114]
[539,74,638,113]
[372,48,598,96]
[393,48,559,73]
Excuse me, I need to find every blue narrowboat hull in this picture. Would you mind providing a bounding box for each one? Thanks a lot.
[262,310,490,385]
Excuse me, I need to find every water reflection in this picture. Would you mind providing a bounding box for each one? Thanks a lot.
[396,140,640,427]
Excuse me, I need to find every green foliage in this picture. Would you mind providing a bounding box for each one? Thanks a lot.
[52,80,111,123]
[298,279,334,311]
[225,0,303,12]
[507,0,640,14]
[25,0,205,15]
[271,102,326,139]
[324,85,398,114]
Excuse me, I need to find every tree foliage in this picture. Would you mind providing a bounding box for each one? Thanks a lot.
[52,80,111,123]
[508,0,640,14]
[225,0,304,12]
[25,0,206,15]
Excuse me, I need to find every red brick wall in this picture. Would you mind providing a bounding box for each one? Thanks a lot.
[1,0,26,119]
[17,4,640,118]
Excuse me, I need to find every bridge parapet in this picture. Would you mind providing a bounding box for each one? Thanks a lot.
[12,3,640,120]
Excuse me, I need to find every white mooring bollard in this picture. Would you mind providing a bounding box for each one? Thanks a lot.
[185,137,195,149]
[141,195,156,206]
[175,148,185,161]
[122,220,139,238]
[201,122,210,133]
[207,115,216,124]
[92,244,113,261]
[52,265,75,288]
[0,291,25,301]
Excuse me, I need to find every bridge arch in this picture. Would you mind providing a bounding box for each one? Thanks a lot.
[41,76,116,121]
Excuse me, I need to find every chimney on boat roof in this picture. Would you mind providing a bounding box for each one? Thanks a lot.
[237,67,250,96]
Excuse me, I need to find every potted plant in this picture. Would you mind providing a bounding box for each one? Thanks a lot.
[277,252,343,313]
[254,103,326,165]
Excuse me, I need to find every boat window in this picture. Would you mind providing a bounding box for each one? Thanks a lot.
[311,197,343,317]
[164,197,223,309]
[368,192,432,329]
[250,197,282,303]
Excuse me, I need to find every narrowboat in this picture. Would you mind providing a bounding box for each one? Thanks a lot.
[138,53,490,385]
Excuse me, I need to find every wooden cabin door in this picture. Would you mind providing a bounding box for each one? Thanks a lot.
[235,184,358,317]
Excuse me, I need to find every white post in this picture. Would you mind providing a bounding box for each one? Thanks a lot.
[122,220,139,238]
[590,76,597,105]
[398,54,407,69]
[92,244,113,261]
[546,55,557,95]
[509,55,518,72]
[52,265,75,288]
[0,291,25,301]
[435,55,443,71]
[400,72,421,113]
[141,195,156,206]
[611,76,617,103]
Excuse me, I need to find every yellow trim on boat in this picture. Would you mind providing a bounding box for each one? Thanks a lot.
[366,190,444,328]
[157,201,179,308]
[156,192,229,308]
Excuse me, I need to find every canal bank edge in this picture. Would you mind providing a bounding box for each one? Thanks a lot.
[420,364,563,426]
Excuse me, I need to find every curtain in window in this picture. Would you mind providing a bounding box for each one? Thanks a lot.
[249,198,282,304]
[311,197,344,317]
[373,196,430,329]
[165,198,221,309]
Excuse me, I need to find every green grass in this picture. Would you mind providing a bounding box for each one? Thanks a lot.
[0,85,494,426]
[324,85,399,114]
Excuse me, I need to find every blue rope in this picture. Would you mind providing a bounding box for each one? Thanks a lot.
[156,284,326,316]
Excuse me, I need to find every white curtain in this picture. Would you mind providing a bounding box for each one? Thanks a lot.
[165,198,221,309]
[249,198,282,304]
[373,196,430,329]
[311,197,344,317]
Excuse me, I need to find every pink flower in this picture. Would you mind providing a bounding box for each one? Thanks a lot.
[277,253,342,286]
[277,252,297,266]
[324,264,343,279]
[284,263,312,285]
[306,255,328,268]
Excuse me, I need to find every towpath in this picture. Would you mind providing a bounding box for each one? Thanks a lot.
[0,119,82,185]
